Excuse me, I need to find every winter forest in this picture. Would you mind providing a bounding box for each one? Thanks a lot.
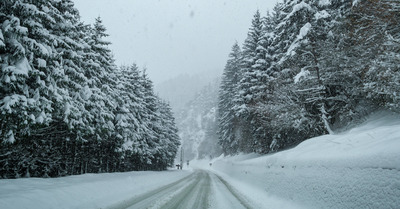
[1,0,400,179]
[0,0,180,178]
[217,0,400,154]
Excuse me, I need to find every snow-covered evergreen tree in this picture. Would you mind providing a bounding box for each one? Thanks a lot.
[235,10,268,152]
[153,99,181,169]
[218,42,242,154]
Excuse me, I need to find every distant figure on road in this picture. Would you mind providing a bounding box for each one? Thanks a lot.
[209,163,212,167]
[187,160,189,166]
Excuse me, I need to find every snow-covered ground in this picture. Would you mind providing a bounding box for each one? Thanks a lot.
[192,111,400,208]
[0,170,191,209]
[1,112,399,209]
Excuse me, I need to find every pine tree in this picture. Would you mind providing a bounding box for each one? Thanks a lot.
[265,0,324,149]
[249,11,278,153]
[350,0,400,110]
[82,16,118,173]
[115,64,147,171]
[236,10,264,110]
[292,0,340,134]
[137,70,160,169]
[0,0,79,177]
[234,10,266,152]
[153,99,180,170]
[218,42,242,154]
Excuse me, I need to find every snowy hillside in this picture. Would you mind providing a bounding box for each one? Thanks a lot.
[194,112,400,208]
[175,78,222,160]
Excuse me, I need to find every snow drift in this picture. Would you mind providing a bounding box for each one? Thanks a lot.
[201,111,400,208]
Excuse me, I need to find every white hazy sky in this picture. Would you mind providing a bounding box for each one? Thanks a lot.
[73,0,278,84]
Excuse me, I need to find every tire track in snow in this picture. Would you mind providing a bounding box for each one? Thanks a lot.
[160,170,211,209]
[213,174,254,209]
[106,170,255,209]
[106,172,197,209]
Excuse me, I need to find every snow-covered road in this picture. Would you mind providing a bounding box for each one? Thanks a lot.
[0,170,193,209]
[107,169,252,209]
[0,168,257,209]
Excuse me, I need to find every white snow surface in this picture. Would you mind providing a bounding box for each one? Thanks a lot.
[286,22,311,56]
[1,112,399,209]
[353,0,360,6]
[298,23,312,42]
[193,111,400,208]
[0,30,4,48]
[319,0,331,6]
[294,68,311,84]
[0,170,191,209]
[37,58,47,68]
[286,2,312,21]
[14,57,32,76]
[314,10,330,20]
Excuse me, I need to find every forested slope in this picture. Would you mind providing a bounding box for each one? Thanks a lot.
[176,79,221,160]
[0,0,180,178]
[217,0,400,154]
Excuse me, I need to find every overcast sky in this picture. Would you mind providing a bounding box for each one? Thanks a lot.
[73,0,278,85]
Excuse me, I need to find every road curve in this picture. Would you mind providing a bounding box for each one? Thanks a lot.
[107,170,253,209]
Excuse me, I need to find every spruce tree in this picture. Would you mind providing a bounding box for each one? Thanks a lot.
[235,10,265,152]
[218,42,242,154]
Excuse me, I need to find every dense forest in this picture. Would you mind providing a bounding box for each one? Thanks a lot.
[1,0,399,178]
[0,0,180,178]
[218,0,400,154]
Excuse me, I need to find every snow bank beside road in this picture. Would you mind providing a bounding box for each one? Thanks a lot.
[199,112,400,208]
[267,112,400,170]
[0,170,191,209]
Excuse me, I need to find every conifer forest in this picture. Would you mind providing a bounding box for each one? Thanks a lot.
[0,0,180,178]
[1,0,399,179]
[217,0,399,154]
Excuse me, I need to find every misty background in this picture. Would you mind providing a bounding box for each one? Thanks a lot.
[73,0,277,85]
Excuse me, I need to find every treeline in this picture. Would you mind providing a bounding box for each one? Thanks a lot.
[218,0,400,154]
[0,0,180,178]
